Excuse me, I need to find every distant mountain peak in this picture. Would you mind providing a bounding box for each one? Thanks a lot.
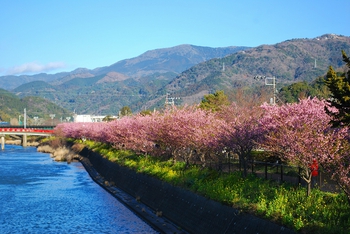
[93,44,250,77]
[315,33,346,40]
[97,72,129,83]
[71,67,91,74]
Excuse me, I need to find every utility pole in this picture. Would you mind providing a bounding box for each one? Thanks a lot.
[24,108,27,128]
[253,76,277,105]
[265,76,276,105]
[165,93,180,107]
[33,116,38,126]
[49,114,55,126]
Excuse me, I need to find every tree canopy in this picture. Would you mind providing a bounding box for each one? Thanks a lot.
[119,106,132,117]
[325,50,350,127]
[259,98,335,196]
[277,77,331,104]
[199,90,230,112]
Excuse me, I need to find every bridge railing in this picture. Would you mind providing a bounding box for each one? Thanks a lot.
[0,125,56,130]
[0,128,54,134]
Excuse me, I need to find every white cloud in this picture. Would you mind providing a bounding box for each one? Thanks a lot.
[6,61,66,75]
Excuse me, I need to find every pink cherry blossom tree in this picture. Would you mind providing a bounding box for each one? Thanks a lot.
[258,98,341,196]
[175,106,225,167]
[104,115,154,154]
[318,127,350,204]
[144,108,187,161]
[216,103,264,177]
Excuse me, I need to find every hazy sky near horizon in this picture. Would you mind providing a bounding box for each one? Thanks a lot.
[1,0,349,76]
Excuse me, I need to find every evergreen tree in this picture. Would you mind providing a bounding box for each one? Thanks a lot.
[119,106,132,117]
[279,81,313,103]
[199,90,230,112]
[324,50,350,127]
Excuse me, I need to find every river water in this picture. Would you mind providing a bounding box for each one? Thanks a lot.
[0,145,158,234]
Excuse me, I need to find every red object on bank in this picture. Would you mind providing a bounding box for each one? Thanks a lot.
[310,159,319,177]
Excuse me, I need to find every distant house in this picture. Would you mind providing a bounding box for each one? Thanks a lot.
[73,114,118,122]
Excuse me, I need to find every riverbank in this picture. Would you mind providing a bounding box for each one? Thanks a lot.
[37,141,185,233]
[74,145,295,234]
[37,144,80,162]
[78,150,186,234]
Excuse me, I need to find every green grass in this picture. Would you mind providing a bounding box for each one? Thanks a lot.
[79,140,350,233]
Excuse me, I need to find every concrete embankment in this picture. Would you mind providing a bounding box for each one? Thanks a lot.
[78,147,296,234]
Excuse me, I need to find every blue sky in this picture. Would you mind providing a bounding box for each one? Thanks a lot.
[0,0,349,76]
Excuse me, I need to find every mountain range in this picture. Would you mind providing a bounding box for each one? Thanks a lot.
[2,34,350,115]
[1,45,247,90]
[5,45,249,115]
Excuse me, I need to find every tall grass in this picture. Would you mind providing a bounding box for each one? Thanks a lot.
[80,140,350,233]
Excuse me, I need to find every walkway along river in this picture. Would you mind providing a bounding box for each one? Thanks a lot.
[0,145,158,233]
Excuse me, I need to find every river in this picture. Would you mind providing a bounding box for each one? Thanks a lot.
[0,144,158,234]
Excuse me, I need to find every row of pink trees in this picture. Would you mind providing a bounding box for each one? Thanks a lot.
[56,98,350,202]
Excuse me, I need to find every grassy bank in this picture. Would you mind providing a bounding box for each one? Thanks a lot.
[79,140,349,234]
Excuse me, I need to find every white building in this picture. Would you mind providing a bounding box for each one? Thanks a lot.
[74,115,93,122]
[73,114,117,123]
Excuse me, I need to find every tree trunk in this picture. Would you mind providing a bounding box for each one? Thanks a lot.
[300,169,312,197]
[199,152,206,168]
[306,173,313,196]
[185,149,193,168]
[307,181,311,197]
[171,148,177,164]
[240,155,248,177]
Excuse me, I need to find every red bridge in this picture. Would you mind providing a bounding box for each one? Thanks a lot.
[0,127,54,149]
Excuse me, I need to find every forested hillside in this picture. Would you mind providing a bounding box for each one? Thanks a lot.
[0,88,71,124]
[162,34,350,106]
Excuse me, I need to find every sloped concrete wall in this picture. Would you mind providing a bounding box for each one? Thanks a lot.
[80,148,295,234]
